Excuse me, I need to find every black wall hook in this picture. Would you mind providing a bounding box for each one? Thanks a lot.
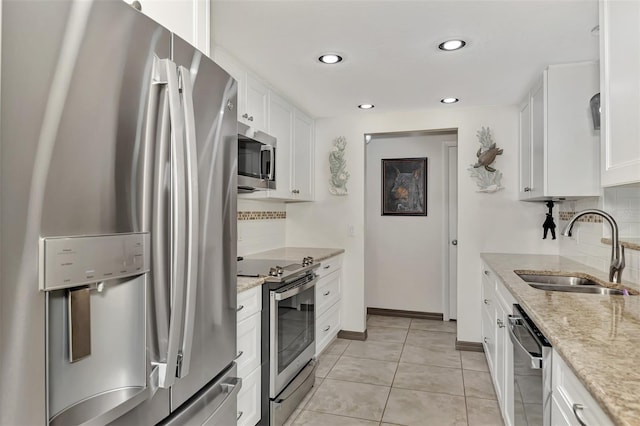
[542,200,556,240]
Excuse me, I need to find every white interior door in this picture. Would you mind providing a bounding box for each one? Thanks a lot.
[448,145,458,319]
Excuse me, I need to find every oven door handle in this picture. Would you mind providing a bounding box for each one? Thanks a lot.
[507,316,543,369]
[274,278,318,301]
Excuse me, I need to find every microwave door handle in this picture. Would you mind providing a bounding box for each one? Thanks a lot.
[507,316,542,369]
[155,59,187,389]
[261,145,275,181]
[175,65,199,378]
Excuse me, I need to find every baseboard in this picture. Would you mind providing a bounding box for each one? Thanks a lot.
[367,307,443,320]
[337,329,368,341]
[455,340,484,352]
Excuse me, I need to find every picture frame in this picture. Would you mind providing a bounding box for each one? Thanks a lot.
[381,157,427,216]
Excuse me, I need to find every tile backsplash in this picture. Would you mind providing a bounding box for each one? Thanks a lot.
[558,185,640,286]
[237,199,286,256]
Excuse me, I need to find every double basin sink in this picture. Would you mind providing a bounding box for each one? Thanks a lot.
[516,273,635,295]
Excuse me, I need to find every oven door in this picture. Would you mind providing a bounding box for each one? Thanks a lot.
[269,276,317,398]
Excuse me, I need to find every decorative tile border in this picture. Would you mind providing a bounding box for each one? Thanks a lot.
[559,211,603,223]
[237,211,286,221]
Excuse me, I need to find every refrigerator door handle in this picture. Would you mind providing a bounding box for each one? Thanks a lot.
[156,58,188,389]
[176,65,199,378]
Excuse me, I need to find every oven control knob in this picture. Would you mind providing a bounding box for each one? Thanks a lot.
[269,267,278,277]
[275,266,284,275]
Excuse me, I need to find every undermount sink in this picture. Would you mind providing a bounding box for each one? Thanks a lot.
[515,273,632,295]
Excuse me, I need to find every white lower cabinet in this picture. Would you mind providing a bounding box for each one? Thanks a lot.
[551,349,613,426]
[236,286,262,426]
[236,365,261,426]
[481,263,516,426]
[315,255,343,355]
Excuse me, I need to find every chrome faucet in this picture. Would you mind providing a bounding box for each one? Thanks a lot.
[561,209,625,283]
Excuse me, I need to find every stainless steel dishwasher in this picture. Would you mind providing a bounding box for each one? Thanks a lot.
[508,304,552,426]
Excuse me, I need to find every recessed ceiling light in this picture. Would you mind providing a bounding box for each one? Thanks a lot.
[438,39,466,51]
[318,53,343,64]
[440,97,459,104]
[358,104,375,109]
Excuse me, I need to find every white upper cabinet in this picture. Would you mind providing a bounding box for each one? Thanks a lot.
[519,62,600,201]
[131,0,209,53]
[242,74,269,133]
[291,109,315,201]
[267,92,294,199]
[599,0,640,186]
[212,46,315,202]
[213,49,269,133]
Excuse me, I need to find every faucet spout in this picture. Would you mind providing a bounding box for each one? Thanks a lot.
[561,209,625,283]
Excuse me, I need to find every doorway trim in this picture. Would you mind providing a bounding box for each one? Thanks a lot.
[442,140,458,321]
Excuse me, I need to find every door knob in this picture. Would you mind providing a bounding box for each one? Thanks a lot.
[451,240,458,246]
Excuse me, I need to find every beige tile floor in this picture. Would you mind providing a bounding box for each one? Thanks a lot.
[284,315,505,426]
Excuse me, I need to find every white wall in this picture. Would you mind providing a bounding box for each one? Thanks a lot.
[286,105,558,342]
[237,199,286,256]
[365,132,453,313]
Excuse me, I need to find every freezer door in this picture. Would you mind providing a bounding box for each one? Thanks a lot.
[0,0,171,424]
[169,35,239,411]
[161,364,241,426]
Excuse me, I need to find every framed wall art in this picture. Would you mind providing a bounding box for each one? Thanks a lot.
[381,157,427,216]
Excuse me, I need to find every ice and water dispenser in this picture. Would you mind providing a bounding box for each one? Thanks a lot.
[40,233,150,425]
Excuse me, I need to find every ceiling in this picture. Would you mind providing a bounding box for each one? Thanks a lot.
[210,0,599,118]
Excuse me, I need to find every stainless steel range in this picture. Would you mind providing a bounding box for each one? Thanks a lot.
[238,258,319,426]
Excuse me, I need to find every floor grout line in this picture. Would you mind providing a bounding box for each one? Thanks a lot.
[291,319,500,425]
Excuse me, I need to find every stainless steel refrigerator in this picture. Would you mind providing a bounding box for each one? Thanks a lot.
[0,0,239,424]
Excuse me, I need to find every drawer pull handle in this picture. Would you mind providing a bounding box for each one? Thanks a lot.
[237,411,244,421]
[237,304,244,312]
[324,325,330,332]
[483,270,490,276]
[484,337,489,343]
[572,404,587,426]
[242,113,249,119]
[497,319,505,328]
[524,187,531,192]
[483,299,490,305]
[323,291,330,296]
[235,351,243,360]
[323,265,331,269]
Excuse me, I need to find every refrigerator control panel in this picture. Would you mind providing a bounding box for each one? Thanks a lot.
[39,232,150,291]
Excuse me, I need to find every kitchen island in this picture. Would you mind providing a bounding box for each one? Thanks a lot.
[481,253,640,426]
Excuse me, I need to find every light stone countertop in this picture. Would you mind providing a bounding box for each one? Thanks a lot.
[481,253,640,426]
[602,237,640,252]
[237,276,265,293]
[237,247,345,293]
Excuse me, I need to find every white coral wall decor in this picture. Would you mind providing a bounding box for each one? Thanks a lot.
[329,136,350,195]
[468,127,504,193]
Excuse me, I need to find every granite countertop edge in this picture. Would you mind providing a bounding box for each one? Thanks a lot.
[236,247,345,293]
[481,253,640,426]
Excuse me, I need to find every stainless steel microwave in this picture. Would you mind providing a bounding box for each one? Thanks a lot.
[238,122,276,192]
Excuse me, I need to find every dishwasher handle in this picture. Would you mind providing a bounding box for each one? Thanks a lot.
[507,315,543,369]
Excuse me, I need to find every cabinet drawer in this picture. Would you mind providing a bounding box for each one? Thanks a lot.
[237,312,261,378]
[552,351,613,426]
[237,286,261,322]
[316,301,341,355]
[316,270,341,315]
[316,255,343,278]
[237,365,261,426]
